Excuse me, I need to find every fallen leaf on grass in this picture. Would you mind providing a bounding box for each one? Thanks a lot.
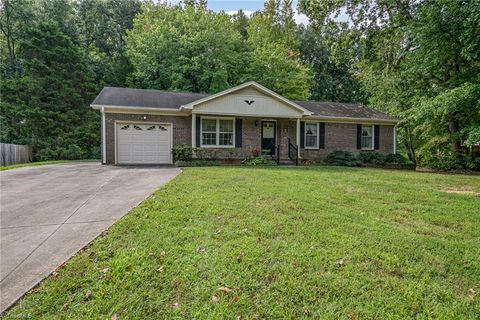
[468,288,476,299]
[219,286,232,293]
[172,302,179,308]
[111,314,118,320]
[212,295,220,302]
[156,267,164,273]
[336,258,345,266]
[85,290,92,300]
[237,251,245,262]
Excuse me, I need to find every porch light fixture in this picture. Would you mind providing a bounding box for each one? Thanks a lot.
[143,116,147,120]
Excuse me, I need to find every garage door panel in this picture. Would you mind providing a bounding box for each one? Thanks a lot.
[116,123,172,164]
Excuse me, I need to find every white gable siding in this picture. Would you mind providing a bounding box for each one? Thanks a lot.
[193,87,302,118]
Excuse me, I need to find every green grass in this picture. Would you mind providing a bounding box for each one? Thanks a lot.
[0,159,98,171]
[5,167,480,319]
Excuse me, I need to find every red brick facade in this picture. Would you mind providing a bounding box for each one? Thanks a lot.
[104,113,395,164]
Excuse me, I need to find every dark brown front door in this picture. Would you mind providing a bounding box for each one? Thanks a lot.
[261,121,276,155]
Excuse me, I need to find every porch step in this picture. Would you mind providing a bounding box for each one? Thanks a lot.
[278,159,298,165]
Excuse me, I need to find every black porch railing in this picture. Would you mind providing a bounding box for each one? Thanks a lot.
[288,138,299,166]
[264,141,280,164]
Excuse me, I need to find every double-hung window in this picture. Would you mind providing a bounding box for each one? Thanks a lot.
[305,122,319,149]
[201,118,234,147]
[361,125,374,150]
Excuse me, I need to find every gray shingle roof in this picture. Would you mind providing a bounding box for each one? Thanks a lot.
[92,87,209,109]
[92,87,397,121]
[294,100,396,120]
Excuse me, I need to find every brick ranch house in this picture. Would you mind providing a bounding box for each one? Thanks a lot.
[91,81,398,165]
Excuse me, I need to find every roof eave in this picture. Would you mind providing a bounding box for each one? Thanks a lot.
[304,114,399,124]
[90,104,184,113]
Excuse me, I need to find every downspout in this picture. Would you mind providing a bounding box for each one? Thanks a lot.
[191,113,196,148]
[101,107,106,164]
[393,122,397,154]
[296,118,301,159]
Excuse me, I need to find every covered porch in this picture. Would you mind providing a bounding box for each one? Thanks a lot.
[190,115,301,163]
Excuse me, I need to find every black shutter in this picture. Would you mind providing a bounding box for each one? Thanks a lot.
[374,125,380,150]
[356,124,362,149]
[300,121,305,148]
[319,122,325,149]
[235,118,242,148]
[195,116,201,147]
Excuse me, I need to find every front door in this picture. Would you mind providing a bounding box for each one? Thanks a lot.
[261,121,276,155]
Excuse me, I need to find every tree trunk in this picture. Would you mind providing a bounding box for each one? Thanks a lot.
[448,115,462,154]
[405,126,417,166]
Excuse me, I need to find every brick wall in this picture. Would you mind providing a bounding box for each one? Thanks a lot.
[301,123,394,160]
[103,113,395,164]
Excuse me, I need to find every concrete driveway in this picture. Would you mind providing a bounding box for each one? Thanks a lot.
[0,162,180,313]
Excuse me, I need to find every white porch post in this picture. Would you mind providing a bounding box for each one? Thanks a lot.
[296,118,301,158]
[393,124,397,154]
[101,107,106,164]
[191,113,196,147]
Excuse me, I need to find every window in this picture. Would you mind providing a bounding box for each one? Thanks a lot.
[201,118,234,147]
[361,125,374,149]
[305,123,318,148]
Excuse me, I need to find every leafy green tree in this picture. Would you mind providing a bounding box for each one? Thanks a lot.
[0,21,99,160]
[231,9,249,40]
[0,0,37,73]
[300,0,480,168]
[298,24,365,103]
[76,0,141,86]
[126,2,244,93]
[244,0,313,100]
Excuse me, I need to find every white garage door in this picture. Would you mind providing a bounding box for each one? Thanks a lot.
[116,123,172,164]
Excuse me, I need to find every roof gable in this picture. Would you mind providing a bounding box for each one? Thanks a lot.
[181,81,312,117]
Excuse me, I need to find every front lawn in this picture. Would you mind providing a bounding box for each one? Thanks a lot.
[6,167,479,319]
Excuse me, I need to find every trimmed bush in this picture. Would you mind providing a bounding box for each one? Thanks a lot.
[243,156,276,166]
[325,151,360,167]
[175,159,220,167]
[428,154,479,171]
[172,144,194,162]
[358,152,386,165]
[385,153,408,164]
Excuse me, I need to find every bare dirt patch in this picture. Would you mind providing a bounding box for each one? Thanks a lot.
[441,186,480,196]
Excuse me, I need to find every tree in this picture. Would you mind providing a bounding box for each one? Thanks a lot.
[244,0,313,100]
[300,0,480,168]
[298,24,365,103]
[76,0,142,87]
[0,0,37,73]
[126,2,245,93]
[0,21,99,160]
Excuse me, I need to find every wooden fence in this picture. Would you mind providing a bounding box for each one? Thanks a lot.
[0,143,32,166]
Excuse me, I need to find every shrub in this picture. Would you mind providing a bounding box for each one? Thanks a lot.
[428,154,479,171]
[358,152,386,165]
[242,156,277,166]
[385,153,408,164]
[172,145,194,162]
[175,159,220,167]
[325,151,360,167]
